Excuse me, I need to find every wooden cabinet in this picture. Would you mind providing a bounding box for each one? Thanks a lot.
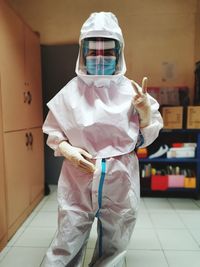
[0,1,44,247]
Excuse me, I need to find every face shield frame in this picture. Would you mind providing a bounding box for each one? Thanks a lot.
[79,37,122,76]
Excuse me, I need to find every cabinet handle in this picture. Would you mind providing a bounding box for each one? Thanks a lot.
[23,92,28,103]
[23,91,32,104]
[25,132,33,148]
[29,132,33,147]
[27,91,32,104]
[25,132,29,146]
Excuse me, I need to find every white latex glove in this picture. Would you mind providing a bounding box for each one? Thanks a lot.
[58,141,96,173]
[131,77,151,128]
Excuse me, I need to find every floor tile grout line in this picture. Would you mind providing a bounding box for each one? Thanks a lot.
[163,248,200,252]
[0,189,54,265]
[3,196,53,249]
[143,199,200,265]
[192,199,200,208]
[13,226,57,229]
[139,200,170,266]
[2,191,200,266]
[4,245,51,249]
[33,211,58,213]
[141,197,199,233]
[0,247,12,263]
[153,226,200,252]
[168,197,200,211]
[162,249,171,267]
[152,227,171,266]
[127,247,200,252]
[173,204,200,248]
[6,226,28,248]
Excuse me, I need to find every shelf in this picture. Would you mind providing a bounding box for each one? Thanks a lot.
[142,188,196,193]
[139,130,200,198]
[161,129,200,133]
[139,158,198,163]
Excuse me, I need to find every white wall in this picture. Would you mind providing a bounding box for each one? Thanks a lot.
[8,0,198,101]
[195,0,200,61]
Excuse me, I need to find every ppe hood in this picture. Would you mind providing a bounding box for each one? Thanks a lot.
[75,12,126,86]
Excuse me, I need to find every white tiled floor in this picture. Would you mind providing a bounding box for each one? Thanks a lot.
[0,185,200,267]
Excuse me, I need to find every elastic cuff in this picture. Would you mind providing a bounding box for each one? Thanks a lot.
[136,130,144,148]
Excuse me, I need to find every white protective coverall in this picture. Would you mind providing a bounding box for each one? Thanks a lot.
[42,12,163,267]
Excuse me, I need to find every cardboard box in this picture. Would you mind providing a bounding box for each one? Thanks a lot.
[162,106,183,129]
[187,106,200,129]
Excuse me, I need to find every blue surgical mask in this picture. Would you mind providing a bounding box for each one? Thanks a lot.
[86,55,116,75]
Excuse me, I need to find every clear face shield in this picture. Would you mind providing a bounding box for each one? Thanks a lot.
[80,37,121,75]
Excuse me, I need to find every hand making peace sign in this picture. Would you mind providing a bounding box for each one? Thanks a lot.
[131,77,151,128]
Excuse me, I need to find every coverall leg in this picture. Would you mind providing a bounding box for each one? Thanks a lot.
[89,154,140,267]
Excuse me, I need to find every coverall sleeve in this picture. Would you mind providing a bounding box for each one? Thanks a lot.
[138,94,163,148]
[42,111,68,157]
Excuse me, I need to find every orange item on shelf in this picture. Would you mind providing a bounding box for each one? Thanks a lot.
[184,177,196,188]
[136,148,148,158]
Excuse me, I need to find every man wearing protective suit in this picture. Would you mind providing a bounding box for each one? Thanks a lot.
[42,12,163,267]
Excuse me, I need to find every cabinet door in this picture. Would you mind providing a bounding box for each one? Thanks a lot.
[0,2,27,132]
[28,128,44,203]
[24,25,43,128]
[4,130,31,227]
[0,79,7,248]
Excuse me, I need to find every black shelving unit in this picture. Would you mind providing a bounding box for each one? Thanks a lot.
[139,129,200,199]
